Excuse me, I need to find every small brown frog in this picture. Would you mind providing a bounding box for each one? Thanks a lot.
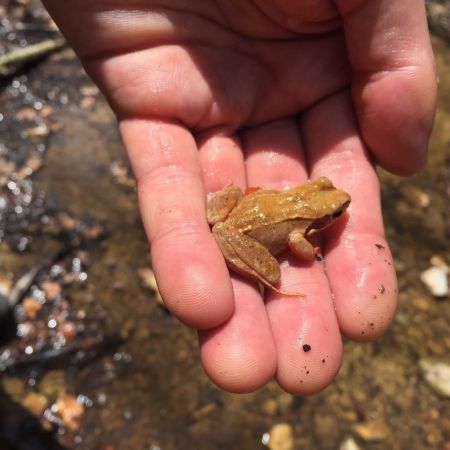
[207,177,351,295]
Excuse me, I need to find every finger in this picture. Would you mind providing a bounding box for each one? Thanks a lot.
[120,119,234,329]
[243,119,343,395]
[337,0,437,175]
[197,132,247,191]
[301,90,397,341]
[197,132,276,391]
[199,278,277,393]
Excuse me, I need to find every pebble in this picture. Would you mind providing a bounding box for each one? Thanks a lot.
[138,267,164,305]
[340,436,361,450]
[352,419,389,441]
[266,423,294,450]
[262,399,278,416]
[22,392,49,416]
[420,266,449,298]
[41,281,61,301]
[2,377,25,399]
[22,296,42,319]
[0,276,13,296]
[55,394,85,430]
[412,297,431,312]
[419,359,450,398]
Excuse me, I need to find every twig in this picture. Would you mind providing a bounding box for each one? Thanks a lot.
[0,37,66,77]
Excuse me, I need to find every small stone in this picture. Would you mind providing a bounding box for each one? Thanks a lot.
[2,377,25,399]
[276,393,293,414]
[80,96,96,109]
[39,371,66,398]
[342,410,358,422]
[26,123,49,138]
[56,212,79,231]
[420,266,449,298]
[267,423,294,450]
[84,224,104,240]
[16,154,43,179]
[55,394,85,430]
[352,420,389,441]
[41,281,61,300]
[80,85,99,96]
[138,268,164,305]
[262,399,278,416]
[22,296,42,319]
[430,255,449,271]
[419,359,450,398]
[340,436,361,450]
[60,321,77,340]
[0,276,13,296]
[39,105,54,117]
[22,392,49,416]
[16,107,38,121]
[401,184,430,208]
[412,297,431,312]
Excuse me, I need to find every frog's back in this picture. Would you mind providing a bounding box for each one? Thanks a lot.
[225,189,309,232]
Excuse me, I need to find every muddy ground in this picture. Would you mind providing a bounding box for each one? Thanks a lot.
[0,2,449,450]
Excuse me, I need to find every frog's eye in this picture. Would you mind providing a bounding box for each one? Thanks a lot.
[331,209,343,219]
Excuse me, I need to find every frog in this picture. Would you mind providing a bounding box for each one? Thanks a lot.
[206,177,351,296]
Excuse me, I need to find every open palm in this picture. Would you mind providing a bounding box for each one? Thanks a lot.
[43,0,436,394]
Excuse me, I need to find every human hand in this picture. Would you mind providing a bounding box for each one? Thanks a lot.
[42,0,436,394]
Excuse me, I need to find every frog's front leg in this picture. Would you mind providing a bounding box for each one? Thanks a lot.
[212,222,281,289]
[207,185,244,225]
[288,229,318,261]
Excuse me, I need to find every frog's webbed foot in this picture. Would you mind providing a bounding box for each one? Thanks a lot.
[212,223,305,297]
[207,185,244,225]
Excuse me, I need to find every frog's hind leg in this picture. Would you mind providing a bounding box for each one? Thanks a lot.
[212,223,305,297]
[207,185,244,225]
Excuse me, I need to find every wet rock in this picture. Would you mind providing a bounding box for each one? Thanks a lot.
[22,392,49,416]
[0,157,16,186]
[16,106,39,121]
[60,321,77,340]
[22,296,42,319]
[340,436,361,450]
[55,394,85,430]
[266,423,294,450]
[16,154,43,180]
[0,276,13,296]
[110,160,135,188]
[2,377,25,399]
[41,281,61,301]
[419,359,450,397]
[352,419,389,441]
[39,370,66,398]
[25,122,49,138]
[420,266,449,298]
[80,84,99,97]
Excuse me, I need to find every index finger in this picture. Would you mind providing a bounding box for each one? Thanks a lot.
[120,119,234,329]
